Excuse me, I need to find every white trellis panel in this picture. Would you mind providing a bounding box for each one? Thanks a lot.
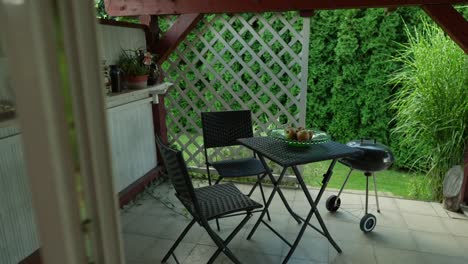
[163,13,310,169]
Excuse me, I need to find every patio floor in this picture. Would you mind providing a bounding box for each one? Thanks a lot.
[120,180,468,264]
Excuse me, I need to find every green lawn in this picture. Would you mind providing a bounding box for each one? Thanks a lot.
[173,134,427,199]
[301,161,425,198]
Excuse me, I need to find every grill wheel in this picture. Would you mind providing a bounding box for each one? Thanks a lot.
[325,195,341,212]
[360,213,377,233]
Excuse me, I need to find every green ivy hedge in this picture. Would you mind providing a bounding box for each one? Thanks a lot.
[306,9,421,152]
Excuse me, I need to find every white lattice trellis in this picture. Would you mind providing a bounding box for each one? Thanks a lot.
[163,13,310,169]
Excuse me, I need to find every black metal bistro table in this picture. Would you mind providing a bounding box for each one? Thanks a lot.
[237,137,362,263]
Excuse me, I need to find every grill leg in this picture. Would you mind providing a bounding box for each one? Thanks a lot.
[335,168,353,206]
[372,173,381,213]
[365,173,369,215]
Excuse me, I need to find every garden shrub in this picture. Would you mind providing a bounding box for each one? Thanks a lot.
[391,21,468,200]
[306,8,423,146]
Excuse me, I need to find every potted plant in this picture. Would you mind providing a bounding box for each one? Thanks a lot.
[117,49,152,89]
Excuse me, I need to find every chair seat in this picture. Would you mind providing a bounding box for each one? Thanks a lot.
[195,183,263,220]
[211,158,267,177]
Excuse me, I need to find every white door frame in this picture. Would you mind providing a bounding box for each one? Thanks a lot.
[1,0,124,263]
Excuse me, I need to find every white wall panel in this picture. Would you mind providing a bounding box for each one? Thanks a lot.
[0,135,39,263]
[107,99,157,192]
[98,24,146,65]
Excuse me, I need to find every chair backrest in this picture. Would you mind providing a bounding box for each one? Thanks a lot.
[201,110,254,149]
[155,137,200,216]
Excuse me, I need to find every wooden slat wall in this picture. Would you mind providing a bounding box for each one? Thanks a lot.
[0,134,39,263]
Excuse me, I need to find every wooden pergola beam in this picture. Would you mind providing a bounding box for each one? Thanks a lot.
[105,0,468,16]
[154,13,202,64]
[422,4,468,54]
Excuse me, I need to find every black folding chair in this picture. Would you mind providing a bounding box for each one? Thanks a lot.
[201,110,271,231]
[156,138,262,264]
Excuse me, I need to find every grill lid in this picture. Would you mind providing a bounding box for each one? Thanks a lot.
[340,139,395,172]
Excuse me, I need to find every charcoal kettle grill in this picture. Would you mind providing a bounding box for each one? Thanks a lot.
[325,138,395,232]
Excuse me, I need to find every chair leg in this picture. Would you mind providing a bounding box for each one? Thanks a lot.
[206,164,212,186]
[372,172,381,213]
[161,219,196,263]
[206,213,252,264]
[247,181,259,197]
[215,218,220,231]
[214,176,224,185]
[214,176,224,231]
[257,174,271,221]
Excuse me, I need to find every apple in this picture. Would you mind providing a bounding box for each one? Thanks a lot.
[284,127,297,140]
[296,129,311,142]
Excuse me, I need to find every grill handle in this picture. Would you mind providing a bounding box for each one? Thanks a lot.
[360,138,377,144]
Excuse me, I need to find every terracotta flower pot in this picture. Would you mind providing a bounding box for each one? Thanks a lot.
[126,75,148,90]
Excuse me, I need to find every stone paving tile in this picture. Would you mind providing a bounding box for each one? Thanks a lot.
[328,240,376,264]
[238,225,285,256]
[197,225,246,249]
[442,218,468,237]
[374,247,428,264]
[402,212,448,234]
[182,244,218,264]
[122,233,158,261]
[395,199,438,216]
[374,246,468,264]
[411,230,468,258]
[228,249,283,264]
[454,236,468,251]
[121,182,468,263]
[288,259,326,264]
[281,233,329,263]
[124,213,203,243]
[138,238,195,263]
[365,209,407,229]
[430,202,450,218]
[120,211,140,229]
[326,220,374,245]
[364,225,417,251]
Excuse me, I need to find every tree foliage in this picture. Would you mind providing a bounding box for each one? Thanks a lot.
[306,8,423,145]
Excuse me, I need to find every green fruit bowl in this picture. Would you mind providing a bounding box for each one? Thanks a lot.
[268,129,331,147]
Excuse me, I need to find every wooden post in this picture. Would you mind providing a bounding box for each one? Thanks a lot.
[139,15,160,53]
[422,4,468,54]
[153,94,168,145]
[155,14,203,64]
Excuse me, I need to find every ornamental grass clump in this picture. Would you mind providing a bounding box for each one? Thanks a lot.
[391,21,468,200]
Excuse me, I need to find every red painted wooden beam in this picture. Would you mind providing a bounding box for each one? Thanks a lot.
[422,4,468,54]
[299,10,315,17]
[154,13,202,64]
[105,0,468,16]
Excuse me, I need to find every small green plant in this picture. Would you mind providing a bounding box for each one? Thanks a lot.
[117,49,152,76]
[390,20,468,200]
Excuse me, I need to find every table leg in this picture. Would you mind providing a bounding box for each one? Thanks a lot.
[247,163,287,240]
[282,162,342,263]
[294,163,342,251]
[277,187,301,224]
